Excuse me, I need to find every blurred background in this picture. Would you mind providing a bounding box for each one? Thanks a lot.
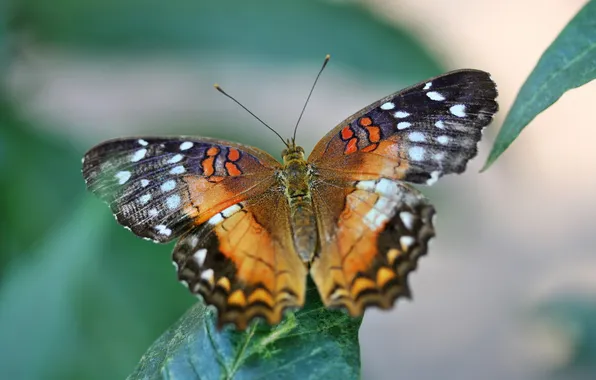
[1,0,595,379]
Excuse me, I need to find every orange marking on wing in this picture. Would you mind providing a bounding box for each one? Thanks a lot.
[225,162,242,176]
[351,277,377,297]
[361,143,378,153]
[337,191,384,282]
[228,289,247,307]
[216,277,231,292]
[359,117,372,126]
[341,126,354,140]
[184,177,240,224]
[202,156,216,176]
[207,146,220,156]
[386,248,401,265]
[228,148,240,161]
[345,138,358,154]
[208,176,225,183]
[214,212,276,291]
[248,288,275,307]
[366,126,381,143]
[376,267,396,287]
[359,138,410,179]
[183,204,200,219]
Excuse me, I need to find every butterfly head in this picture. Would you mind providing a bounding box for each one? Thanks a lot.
[281,140,305,165]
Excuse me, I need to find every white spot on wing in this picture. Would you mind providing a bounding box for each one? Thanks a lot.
[166,194,181,210]
[400,211,415,230]
[221,204,241,218]
[140,179,150,187]
[426,171,441,185]
[193,248,208,266]
[155,224,172,236]
[168,154,184,164]
[180,141,194,151]
[400,236,415,248]
[139,193,151,205]
[423,82,432,90]
[433,152,446,161]
[426,91,445,101]
[148,208,159,217]
[115,171,131,184]
[408,146,425,161]
[356,180,376,192]
[138,139,149,146]
[381,102,395,110]
[393,111,410,118]
[408,132,426,142]
[449,104,466,117]
[131,149,147,162]
[363,196,395,230]
[397,122,411,130]
[161,180,176,192]
[435,120,446,129]
[376,178,398,195]
[170,165,185,175]
[208,213,224,226]
[201,269,215,282]
[437,135,450,145]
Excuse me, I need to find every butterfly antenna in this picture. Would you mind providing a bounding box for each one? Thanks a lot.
[214,84,289,148]
[292,54,330,144]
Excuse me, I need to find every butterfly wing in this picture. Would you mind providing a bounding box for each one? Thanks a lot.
[83,137,280,242]
[173,189,306,329]
[310,177,435,315]
[83,137,307,328]
[308,70,497,314]
[308,69,498,185]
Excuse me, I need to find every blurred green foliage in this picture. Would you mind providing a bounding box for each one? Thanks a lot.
[14,0,441,80]
[536,296,596,380]
[483,0,596,170]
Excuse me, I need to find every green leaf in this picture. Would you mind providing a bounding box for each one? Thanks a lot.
[16,0,441,80]
[129,282,362,380]
[483,0,596,170]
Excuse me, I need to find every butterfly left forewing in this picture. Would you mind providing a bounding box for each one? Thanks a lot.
[310,177,434,314]
[308,69,498,185]
[82,137,280,242]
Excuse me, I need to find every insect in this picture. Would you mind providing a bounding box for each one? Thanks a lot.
[82,56,498,330]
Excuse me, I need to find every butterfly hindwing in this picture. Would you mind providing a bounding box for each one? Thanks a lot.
[82,137,280,243]
[172,189,307,329]
[308,69,498,185]
[310,177,435,314]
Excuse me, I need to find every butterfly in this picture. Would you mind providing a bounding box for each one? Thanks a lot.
[82,66,498,330]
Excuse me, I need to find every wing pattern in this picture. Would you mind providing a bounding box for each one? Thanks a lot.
[309,69,498,185]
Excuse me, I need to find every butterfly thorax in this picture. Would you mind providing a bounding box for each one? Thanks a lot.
[280,145,317,264]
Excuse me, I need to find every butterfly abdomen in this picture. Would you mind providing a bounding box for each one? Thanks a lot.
[281,146,318,263]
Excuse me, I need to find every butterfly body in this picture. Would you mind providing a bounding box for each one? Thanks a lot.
[280,145,318,263]
[82,69,498,329]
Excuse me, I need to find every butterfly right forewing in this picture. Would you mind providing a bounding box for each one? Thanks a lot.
[309,69,498,185]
